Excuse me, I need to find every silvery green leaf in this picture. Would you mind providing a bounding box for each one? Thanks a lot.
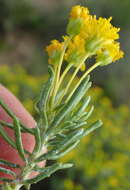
[0,160,20,168]
[36,66,55,130]
[13,118,27,162]
[24,163,73,184]
[0,166,16,177]
[46,76,91,136]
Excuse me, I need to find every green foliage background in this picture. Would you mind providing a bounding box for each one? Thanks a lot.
[0,0,130,189]
[0,65,130,190]
[0,0,130,105]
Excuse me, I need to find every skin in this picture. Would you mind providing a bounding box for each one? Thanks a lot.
[0,84,45,184]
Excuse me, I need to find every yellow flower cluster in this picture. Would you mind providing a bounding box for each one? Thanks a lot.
[65,5,124,67]
[81,17,120,41]
[46,5,123,70]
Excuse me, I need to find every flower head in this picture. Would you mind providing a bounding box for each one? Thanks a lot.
[46,40,63,64]
[65,35,86,70]
[66,6,123,65]
[46,5,124,70]
[104,42,124,62]
[81,16,120,41]
[46,40,63,57]
[67,6,90,36]
[80,16,121,55]
[96,42,124,66]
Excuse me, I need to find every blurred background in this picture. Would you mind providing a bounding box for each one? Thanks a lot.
[0,0,130,189]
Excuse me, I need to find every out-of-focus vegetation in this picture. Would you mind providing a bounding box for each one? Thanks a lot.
[0,64,44,115]
[0,65,130,190]
[56,89,130,190]
[0,0,130,105]
[0,0,130,189]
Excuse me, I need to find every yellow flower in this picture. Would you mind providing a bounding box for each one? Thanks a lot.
[46,5,124,68]
[96,42,124,65]
[80,16,121,57]
[81,16,120,42]
[70,6,119,44]
[67,6,90,36]
[46,40,63,64]
[70,5,90,20]
[65,35,86,70]
[103,42,124,62]
[66,35,85,57]
[46,40,63,57]
[69,7,123,63]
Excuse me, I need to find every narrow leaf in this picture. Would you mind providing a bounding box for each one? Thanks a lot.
[13,118,26,162]
[31,127,41,156]
[0,160,20,168]
[73,96,91,118]
[36,66,55,130]
[63,121,87,131]
[45,140,80,160]
[47,76,91,135]
[0,124,31,157]
[81,106,94,121]
[38,66,55,110]
[0,166,16,177]
[0,120,35,135]
[0,178,14,182]
[36,129,84,162]
[0,99,35,135]
[24,163,73,184]
[83,120,103,137]
[54,129,84,152]
[0,124,16,149]
[0,99,16,119]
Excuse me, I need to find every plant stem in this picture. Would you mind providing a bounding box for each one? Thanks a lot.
[66,61,101,102]
[57,54,89,104]
[56,63,73,91]
[51,37,71,107]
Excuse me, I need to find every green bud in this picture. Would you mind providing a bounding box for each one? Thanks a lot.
[67,18,83,36]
